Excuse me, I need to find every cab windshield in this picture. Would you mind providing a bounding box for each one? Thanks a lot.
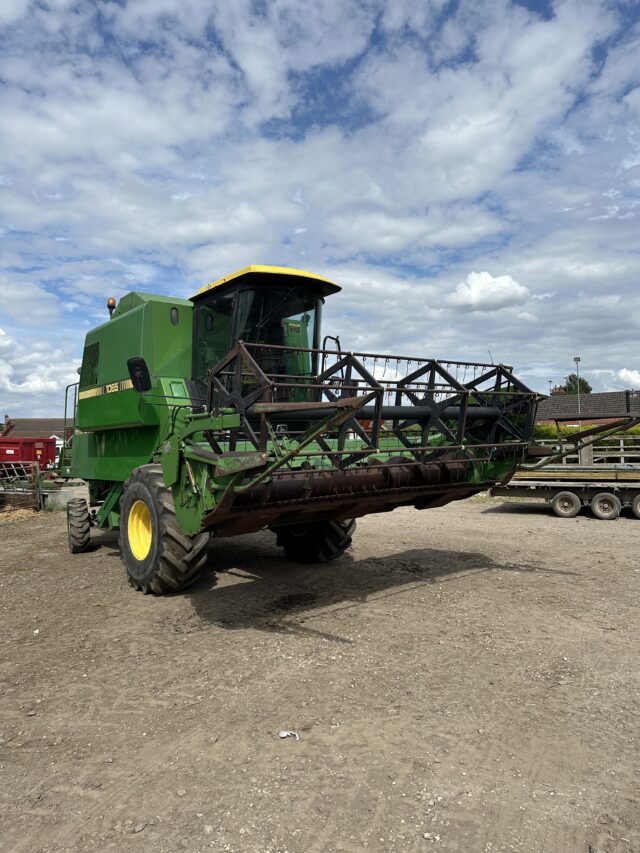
[193,285,323,383]
[235,286,320,351]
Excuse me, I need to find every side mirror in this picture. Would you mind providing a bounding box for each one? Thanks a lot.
[127,357,152,393]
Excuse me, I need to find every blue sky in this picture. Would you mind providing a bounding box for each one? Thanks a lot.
[1,0,640,415]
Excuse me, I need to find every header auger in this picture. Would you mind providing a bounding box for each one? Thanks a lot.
[62,265,538,593]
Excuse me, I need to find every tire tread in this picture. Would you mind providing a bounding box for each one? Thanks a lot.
[590,492,621,521]
[119,464,209,594]
[275,518,355,563]
[67,498,91,553]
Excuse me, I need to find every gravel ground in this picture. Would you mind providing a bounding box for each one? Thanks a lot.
[1,497,639,853]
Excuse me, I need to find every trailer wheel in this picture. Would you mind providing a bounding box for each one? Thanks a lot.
[590,492,621,521]
[551,491,581,518]
[67,498,91,553]
[631,494,640,519]
[119,465,209,594]
[275,519,356,563]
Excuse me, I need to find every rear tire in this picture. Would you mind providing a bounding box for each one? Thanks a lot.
[119,465,209,594]
[67,498,91,553]
[275,519,356,563]
[551,491,581,518]
[590,492,621,520]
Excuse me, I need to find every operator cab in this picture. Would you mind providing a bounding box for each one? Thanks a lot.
[190,266,340,387]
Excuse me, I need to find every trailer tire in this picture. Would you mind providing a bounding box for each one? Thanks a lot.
[590,492,621,521]
[275,519,356,563]
[551,491,581,518]
[67,498,91,553]
[119,465,209,594]
[631,494,640,519]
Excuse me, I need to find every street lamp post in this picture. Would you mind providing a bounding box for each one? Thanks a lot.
[574,355,581,422]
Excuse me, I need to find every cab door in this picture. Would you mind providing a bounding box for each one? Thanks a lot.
[193,292,234,383]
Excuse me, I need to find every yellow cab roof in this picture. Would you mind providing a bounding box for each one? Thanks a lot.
[192,265,341,300]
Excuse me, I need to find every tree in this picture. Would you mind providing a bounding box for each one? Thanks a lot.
[557,373,592,395]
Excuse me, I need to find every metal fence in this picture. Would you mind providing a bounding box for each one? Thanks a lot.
[0,461,41,510]
[535,436,640,465]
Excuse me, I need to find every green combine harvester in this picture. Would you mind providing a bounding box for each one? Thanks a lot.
[61,265,538,593]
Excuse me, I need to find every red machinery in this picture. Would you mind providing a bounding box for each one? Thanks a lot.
[0,436,57,467]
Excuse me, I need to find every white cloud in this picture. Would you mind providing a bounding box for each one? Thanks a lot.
[270,0,376,71]
[446,271,530,312]
[618,368,640,388]
[0,327,79,415]
[353,1,615,205]
[0,0,30,26]
[326,204,505,256]
[0,278,62,325]
[0,0,639,413]
[0,328,15,354]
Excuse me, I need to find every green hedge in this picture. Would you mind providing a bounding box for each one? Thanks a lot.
[534,423,640,440]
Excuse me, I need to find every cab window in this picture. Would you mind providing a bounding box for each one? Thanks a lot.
[193,293,233,382]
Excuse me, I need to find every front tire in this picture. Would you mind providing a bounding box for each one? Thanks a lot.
[67,498,91,553]
[119,465,209,594]
[274,519,356,563]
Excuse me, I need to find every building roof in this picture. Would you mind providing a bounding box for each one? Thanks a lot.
[537,391,640,422]
[4,418,69,438]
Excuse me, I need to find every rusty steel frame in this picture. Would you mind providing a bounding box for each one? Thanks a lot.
[191,342,539,534]
[204,341,537,465]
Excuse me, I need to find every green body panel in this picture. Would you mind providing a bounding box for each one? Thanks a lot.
[71,294,193,483]
[71,426,159,481]
[78,388,159,431]
[82,295,192,385]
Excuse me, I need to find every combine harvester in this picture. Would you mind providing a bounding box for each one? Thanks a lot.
[60,266,538,593]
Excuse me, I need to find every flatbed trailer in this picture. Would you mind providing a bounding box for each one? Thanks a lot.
[491,464,640,519]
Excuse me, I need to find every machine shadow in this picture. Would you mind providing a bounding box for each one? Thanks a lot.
[481,502,555,516]
[482,501,635,523]
[185,533,574,639]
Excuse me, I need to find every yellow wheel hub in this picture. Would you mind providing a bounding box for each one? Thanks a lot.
[128,499,152,561]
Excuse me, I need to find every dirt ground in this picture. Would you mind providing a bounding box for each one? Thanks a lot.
[1,497,639,853]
